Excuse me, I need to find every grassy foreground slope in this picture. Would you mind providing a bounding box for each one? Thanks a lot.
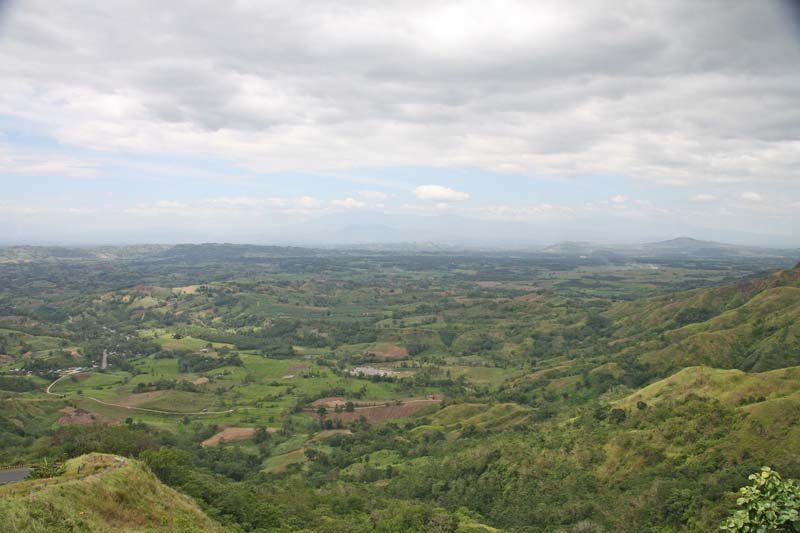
[0,453,222,532]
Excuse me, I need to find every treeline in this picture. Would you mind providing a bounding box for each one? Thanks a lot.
[177,353,243,373]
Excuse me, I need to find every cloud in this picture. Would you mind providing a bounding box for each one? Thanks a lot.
[124,196,324,217]
[740,191,764,203]
[0,1,799,244]
[689,194,717,203]
[331,197,367,209]
[0,1,797,185]
[0,144,98,178]
[414,185,469,202]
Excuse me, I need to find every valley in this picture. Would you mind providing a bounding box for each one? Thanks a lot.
[0,242,798,531]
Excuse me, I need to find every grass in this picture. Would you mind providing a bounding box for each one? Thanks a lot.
[618,365,800,409]
[262,448,307,474]
[443,365,523,387]
[0,453,222,532]
[426,402,531,435]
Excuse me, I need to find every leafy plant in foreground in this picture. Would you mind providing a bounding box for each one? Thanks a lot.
[721,467,800,532]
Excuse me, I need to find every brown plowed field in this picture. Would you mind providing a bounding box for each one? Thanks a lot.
[58,406,111,426]
[202,427,256,447]
[365,344,408,360]
[310,399,440,423]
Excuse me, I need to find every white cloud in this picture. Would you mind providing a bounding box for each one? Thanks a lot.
[124,196,324,217]
[331,197,366,209]
[740,191,764,203]
[414,185,469,202]
[610,195,628,204]
[0,144,97,178]
[689,194,717,203]
[297,196,321,209]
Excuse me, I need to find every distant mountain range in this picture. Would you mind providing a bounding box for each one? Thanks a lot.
[0,237,797,264]
[539,237,799,259]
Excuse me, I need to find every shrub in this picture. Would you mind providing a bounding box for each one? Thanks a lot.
[720,467,800,532]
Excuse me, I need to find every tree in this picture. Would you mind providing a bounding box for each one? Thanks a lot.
[254,426,271,444]
[721,467,800,532]
[439,327,457,348]
[609,408,626,424]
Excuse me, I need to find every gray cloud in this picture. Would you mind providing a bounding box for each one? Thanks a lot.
[0,0,799,184]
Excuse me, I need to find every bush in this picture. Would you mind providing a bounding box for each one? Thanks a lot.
[720,467,800,532]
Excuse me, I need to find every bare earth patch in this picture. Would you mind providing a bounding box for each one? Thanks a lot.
[202,427,277,447]
[311,396,347,408]
[365,344,409,360]
[172,285,199,294]
[311,397,386,408]
[64,372,92,382]
[0,315,28,324]
[310,398,441,423]
[515,292,545,302]
[129,285,166,296]
[119,390,167,407]
[58,406,110,426]
[476,281,539,291]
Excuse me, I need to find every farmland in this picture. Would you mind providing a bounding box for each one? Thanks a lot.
[0,243,799,531]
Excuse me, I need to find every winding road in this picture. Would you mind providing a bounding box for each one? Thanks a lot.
[45,374,234,416]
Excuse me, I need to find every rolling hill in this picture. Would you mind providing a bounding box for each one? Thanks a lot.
[0,453,222,532]
[608,265,800,375]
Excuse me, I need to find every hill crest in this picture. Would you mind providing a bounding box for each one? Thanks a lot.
[0,453,222,532]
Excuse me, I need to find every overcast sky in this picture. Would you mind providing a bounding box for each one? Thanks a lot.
[1,0,799,245]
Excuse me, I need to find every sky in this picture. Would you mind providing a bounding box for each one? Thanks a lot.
[1,0,799,246]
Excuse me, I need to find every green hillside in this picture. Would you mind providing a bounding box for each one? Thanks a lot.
[619,366,800,408]
[0,453,222,532]
[608,267,800,375]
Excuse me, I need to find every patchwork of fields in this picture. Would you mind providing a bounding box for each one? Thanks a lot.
[1,245,799,531]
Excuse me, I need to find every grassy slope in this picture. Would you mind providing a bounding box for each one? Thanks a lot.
[608,266,800,374]
[619,365,800,408]
[0,453,222,532]
[610,266,800,334]
[380,366,800,531]
[614,365,800,478]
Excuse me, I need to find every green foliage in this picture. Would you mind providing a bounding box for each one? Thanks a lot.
[28,458,65,479]
[675,307,716,327]
[49,425,160,459]
[2,247,800,532]
[721,467,800,532]
[178,352,242,373]
[0,376,40,392]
